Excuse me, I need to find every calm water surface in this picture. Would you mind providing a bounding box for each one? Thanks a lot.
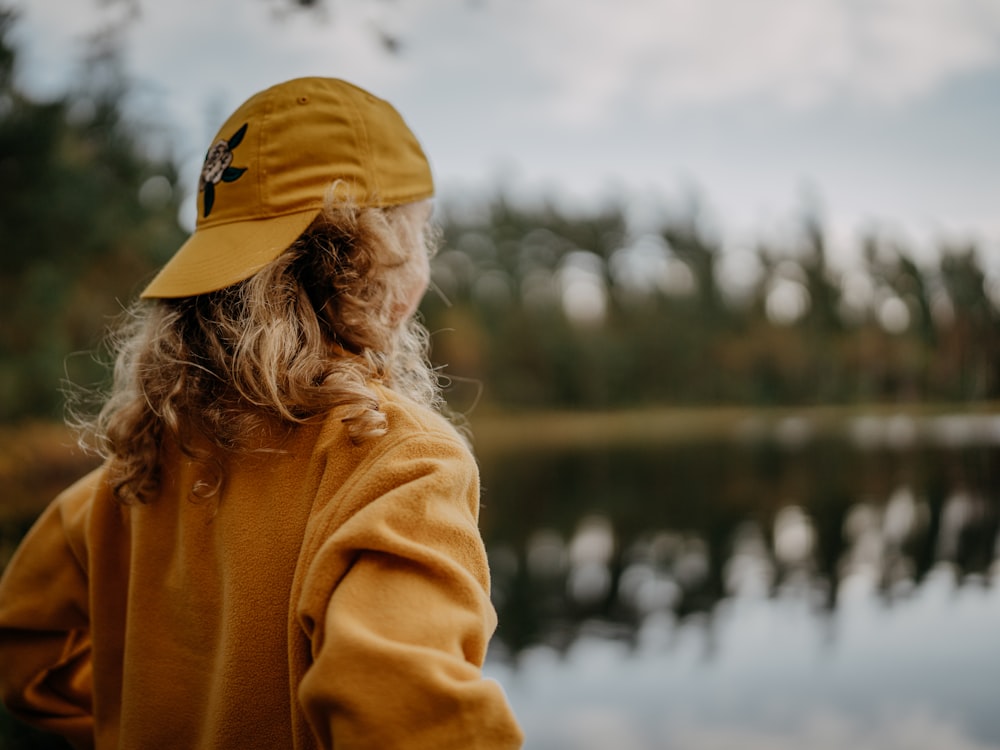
[478,415,1000,750]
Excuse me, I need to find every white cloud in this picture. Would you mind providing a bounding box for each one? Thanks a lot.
[476,0,1000,122]
[17,0,1000,127]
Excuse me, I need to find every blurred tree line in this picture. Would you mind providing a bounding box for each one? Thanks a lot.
[426,200,1000,411]
[0,9,185,421]
[1,9,998,423]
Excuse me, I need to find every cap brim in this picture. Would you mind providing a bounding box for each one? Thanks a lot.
[141,209,321,299]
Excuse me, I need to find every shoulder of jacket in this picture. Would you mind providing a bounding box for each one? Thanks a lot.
[54,465,111,518]
[374,385,467,445]
[281,388,476,507]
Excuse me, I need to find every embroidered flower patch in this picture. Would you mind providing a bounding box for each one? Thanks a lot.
[198,123,248,218]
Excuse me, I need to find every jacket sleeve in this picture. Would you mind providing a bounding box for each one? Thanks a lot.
[0,489,95,750]
[296,432,523,750]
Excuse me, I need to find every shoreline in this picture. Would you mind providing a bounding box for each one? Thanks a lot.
[467,401,1000,453]
[1,401,998,517]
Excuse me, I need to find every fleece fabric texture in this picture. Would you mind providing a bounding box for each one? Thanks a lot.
[0,386,523,749]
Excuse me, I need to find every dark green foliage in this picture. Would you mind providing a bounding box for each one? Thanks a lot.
[0,10,186,420]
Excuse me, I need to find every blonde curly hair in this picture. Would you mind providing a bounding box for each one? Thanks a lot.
[76,197,442,504]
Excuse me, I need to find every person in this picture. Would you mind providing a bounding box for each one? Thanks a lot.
[0,77,524,749]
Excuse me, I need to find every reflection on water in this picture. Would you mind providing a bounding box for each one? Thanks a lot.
[477,416,1000,749]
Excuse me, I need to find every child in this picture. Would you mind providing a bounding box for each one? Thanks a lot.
[0,77,523,749]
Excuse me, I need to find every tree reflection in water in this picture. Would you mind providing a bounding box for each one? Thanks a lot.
[477,417,1000,748]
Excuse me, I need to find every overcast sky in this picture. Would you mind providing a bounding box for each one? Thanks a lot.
[11,0,1000,268]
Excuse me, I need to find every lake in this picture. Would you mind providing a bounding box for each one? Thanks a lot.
[476,412,1000,750]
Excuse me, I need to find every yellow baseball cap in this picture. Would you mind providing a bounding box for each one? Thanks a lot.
[141,77,434,299]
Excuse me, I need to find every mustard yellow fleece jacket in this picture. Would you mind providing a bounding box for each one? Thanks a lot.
[0,386,523,749]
